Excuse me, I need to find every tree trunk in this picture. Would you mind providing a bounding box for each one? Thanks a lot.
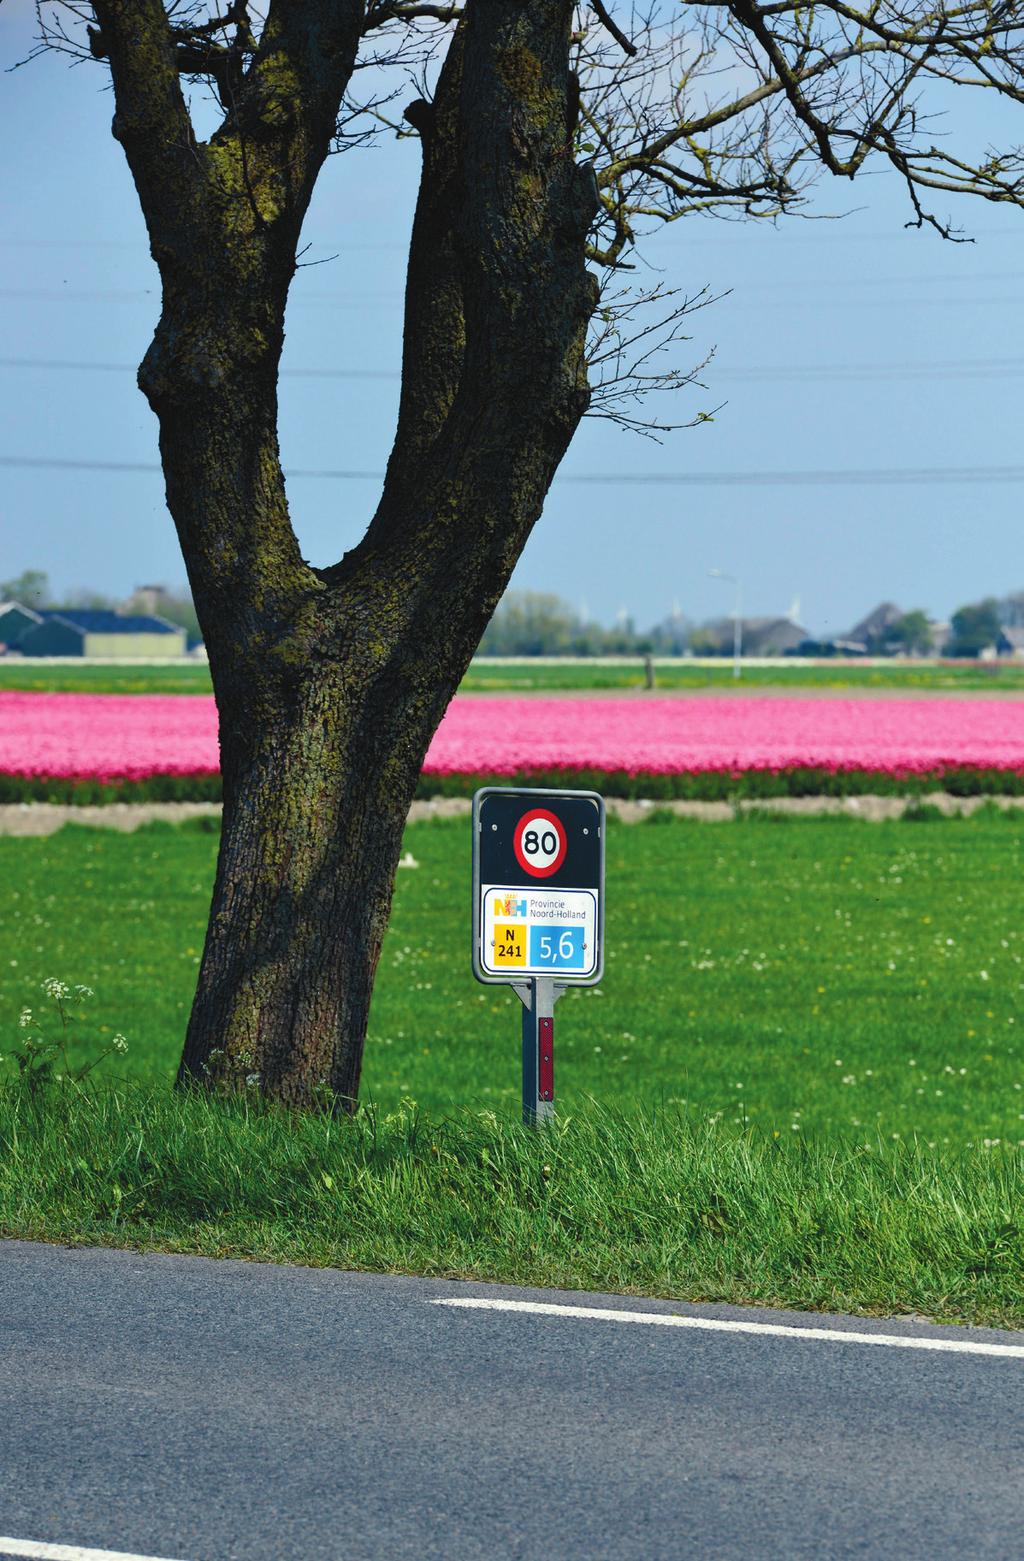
[98,0,597,1107]
[177,663,434,1106]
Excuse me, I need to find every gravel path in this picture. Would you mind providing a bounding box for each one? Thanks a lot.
[1,792,1020,836]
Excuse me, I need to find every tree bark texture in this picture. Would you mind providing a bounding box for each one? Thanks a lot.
[97,0,598,1105]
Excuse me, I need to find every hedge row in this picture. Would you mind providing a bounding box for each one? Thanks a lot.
[4,765,1024,806]
[0,772,223,806]
[419,767,1024,799]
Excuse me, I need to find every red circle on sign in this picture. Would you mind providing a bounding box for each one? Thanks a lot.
[513,809,567,878]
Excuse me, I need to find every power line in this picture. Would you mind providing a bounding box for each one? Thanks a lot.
[4,454,1024,485]
[0,357,401,380]
[0,238,407,251]
[2,286,1022,311]
[0,288,397,305]
[738,269,1024,290]
[3,223,1021,251]
[3,354,1024,384]
[719,359,1024,382]
[6,354,1024,384]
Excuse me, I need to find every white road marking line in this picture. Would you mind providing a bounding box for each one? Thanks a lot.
[0,1540,191,1561]
[431,1297,1024,1358]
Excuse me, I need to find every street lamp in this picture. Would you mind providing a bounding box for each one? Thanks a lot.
[709,569,743,680]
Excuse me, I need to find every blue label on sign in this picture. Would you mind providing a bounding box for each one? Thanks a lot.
[529,925,586,969]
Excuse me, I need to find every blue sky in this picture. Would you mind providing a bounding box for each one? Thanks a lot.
[2,0,1022,637]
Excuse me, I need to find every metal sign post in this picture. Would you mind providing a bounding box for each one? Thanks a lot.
[518,974,561,1127]
[472,787,605,1127]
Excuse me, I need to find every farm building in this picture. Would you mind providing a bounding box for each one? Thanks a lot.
[15,608,187,659]
[697,615,809,656]
[0,601,43,651]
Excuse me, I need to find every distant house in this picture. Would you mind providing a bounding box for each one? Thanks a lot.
[793,636,868,657]
[845,601,904,651]
[738,617,808,656]
[996,627,1024,660]
[697,615,808,657]
[17,609,187,659]
[0,601,43,652]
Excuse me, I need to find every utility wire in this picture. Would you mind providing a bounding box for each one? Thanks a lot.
[4,454,1024,486]
[2,223,1020,250]
[0,357,400,379]
[2,355,1023,383]
[1,286,1022,310]
[0,238,408,251]
[0,288,395,305]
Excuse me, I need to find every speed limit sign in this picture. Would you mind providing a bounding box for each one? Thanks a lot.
[513,809,567,877]
[472,787,604,985]
[472,786,605,1127]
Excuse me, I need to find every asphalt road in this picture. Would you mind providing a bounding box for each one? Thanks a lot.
[2,1241,1023,1560]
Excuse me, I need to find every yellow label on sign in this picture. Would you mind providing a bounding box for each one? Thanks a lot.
[492,922,526,966]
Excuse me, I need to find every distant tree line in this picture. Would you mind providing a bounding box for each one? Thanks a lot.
[478,592,690,656]
[3,571,1020,659]
[478,589,1024,658]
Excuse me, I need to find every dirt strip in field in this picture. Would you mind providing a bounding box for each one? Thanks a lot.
[1,793,1022,837]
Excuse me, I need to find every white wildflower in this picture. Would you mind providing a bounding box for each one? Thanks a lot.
[41,978,69,1000]
[18,1008,33,1029]
[111,1035,129,1055]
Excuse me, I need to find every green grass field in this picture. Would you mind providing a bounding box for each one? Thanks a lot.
[4,811,1023,1144]
[5,811,1024,1323]
[462,660,1024,693]
[4,657,1024,695]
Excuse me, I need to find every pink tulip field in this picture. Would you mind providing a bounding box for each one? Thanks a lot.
[429,695,1024,780]
[2,690,1023,800]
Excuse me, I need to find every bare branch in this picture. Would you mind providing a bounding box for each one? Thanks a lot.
[27,0,1024,441]
[586,281,726,438]
[591,0,639,57]
[363,2,462,31]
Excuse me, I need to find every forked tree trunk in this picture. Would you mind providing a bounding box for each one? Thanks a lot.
[98,0,596,1106]
[177,666,441,1105]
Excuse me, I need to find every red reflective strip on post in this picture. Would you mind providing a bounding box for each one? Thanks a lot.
[539,1016,554,1101]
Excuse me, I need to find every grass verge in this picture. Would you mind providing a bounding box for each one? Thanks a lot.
[5,658,1024,694]
[3,1084,1023,1328]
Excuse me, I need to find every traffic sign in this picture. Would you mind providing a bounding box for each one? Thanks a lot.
[513,809,567,877]
[472,787,604,986]
[472,786,606,1127]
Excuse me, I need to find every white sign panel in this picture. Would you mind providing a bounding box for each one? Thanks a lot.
[480,884,598,979]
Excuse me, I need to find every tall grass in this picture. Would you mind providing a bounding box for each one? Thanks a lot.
[3,1083,1024,1327]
